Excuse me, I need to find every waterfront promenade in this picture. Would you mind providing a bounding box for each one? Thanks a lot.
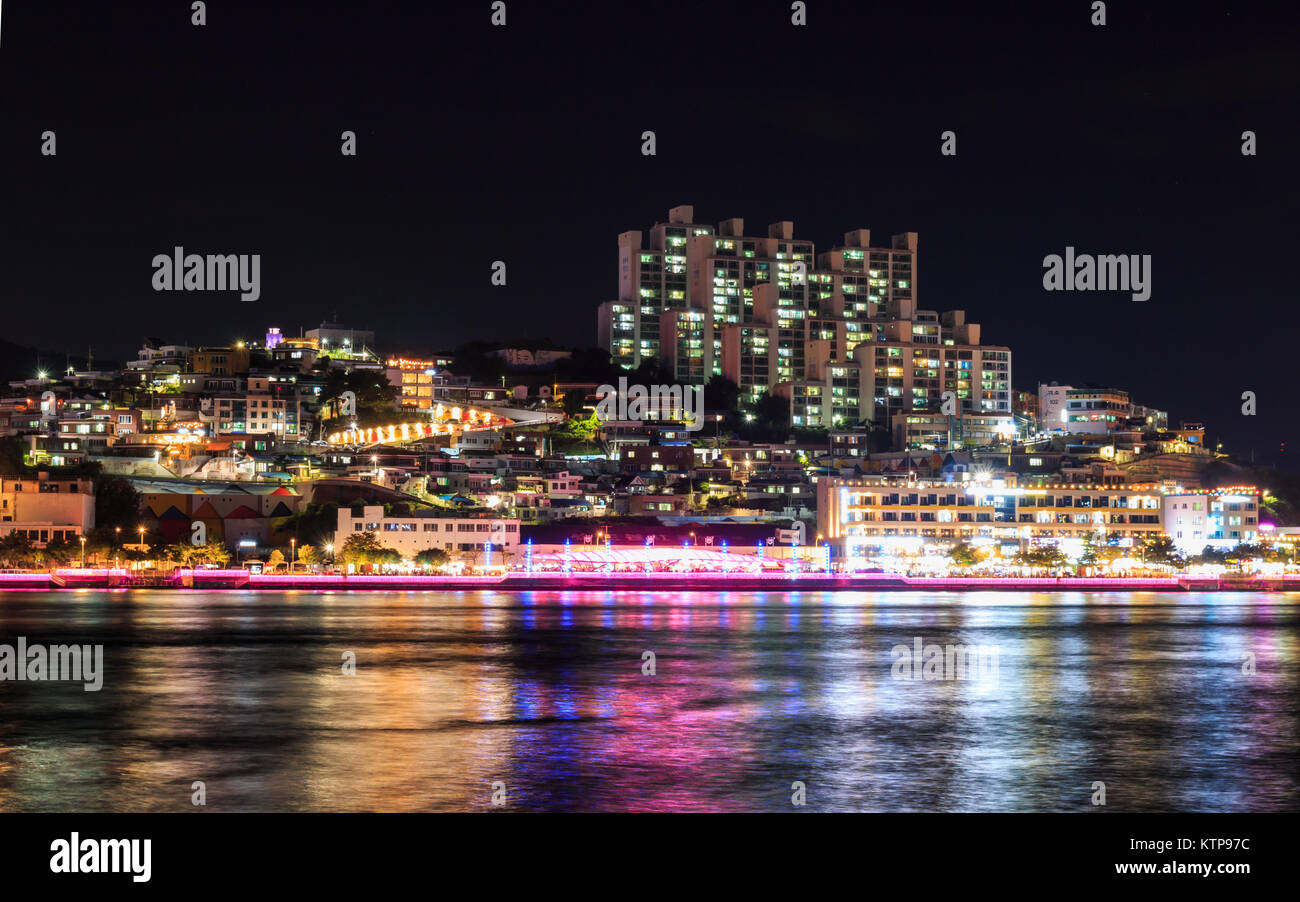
[2,568,1296,593]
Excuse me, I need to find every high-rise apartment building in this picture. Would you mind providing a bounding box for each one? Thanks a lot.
[597,207,1011,431]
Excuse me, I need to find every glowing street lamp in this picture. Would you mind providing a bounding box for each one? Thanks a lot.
[290,538,297,573]
[79,535,86,568]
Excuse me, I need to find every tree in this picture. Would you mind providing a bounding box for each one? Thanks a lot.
[1141,536,1185,567]
[94,475,141,532]
[415,548,450,570]
[319,369,400,427]
[702,374,741,414]
[1080,533,1125,569]
[267,549,286,571]
[1191,545,1229,566]
[274,503,340,549]
[740,390,791,441]
[39,536,78,566]
[0,437,29,475]
[195,541,231,567]
[0,532,36,568]
[163,540,232,568]
[559,411,600,442]
[947,543,981,568]
[339,532,400,569]
[561,389,590,417]
[296,545,320,566]
[1014,546,1069,570]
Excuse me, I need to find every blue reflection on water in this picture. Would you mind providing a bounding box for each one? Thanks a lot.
[0,589,1294,813]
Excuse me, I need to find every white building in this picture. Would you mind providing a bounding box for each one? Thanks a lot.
[0,472,96,547]
[335,505,521,558]
[1037,383,1073,431]
[1162,490,1260,553]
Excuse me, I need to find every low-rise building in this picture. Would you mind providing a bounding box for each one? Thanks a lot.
[0,472,95,546]
[818,475,1170,552]
[1162,488,1259,553]
[334,505,521,557]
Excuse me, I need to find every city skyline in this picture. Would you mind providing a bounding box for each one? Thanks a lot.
[2,0,1298,873]
[1,1,1296,464]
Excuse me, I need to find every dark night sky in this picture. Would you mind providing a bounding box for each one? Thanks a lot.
[1,1,1296,463]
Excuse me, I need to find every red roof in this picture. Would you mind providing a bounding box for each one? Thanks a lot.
[223,504,262,520]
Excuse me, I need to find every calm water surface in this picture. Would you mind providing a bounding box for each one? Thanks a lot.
[1,589,1296,812]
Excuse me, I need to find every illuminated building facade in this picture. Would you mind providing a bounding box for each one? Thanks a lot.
[204,376,301,439]
[1038,382,1074,430]
[818,475,1177,552]
[891,411,1016,450]
[1162,488,1260,553]
[659,309,714,385]
[0,472,95,547]
[385,357,440,410]
[335,505,521,557]
[720,324,778,404]
[1065,386,1131,434]
[597,207,1010,432]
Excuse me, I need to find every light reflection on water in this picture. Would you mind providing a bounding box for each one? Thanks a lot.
[0,589,1295,812]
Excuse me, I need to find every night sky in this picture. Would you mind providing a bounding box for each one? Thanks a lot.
[1,1,1296,463]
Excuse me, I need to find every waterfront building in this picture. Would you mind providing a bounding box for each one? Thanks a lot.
[1162,488,1260,553]
[817,475,1172,554]
[334,505,521,557]
[0,471,95,547]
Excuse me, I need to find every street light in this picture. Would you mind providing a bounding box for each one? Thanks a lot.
[290,538,297,573]
[79,535,86,568]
